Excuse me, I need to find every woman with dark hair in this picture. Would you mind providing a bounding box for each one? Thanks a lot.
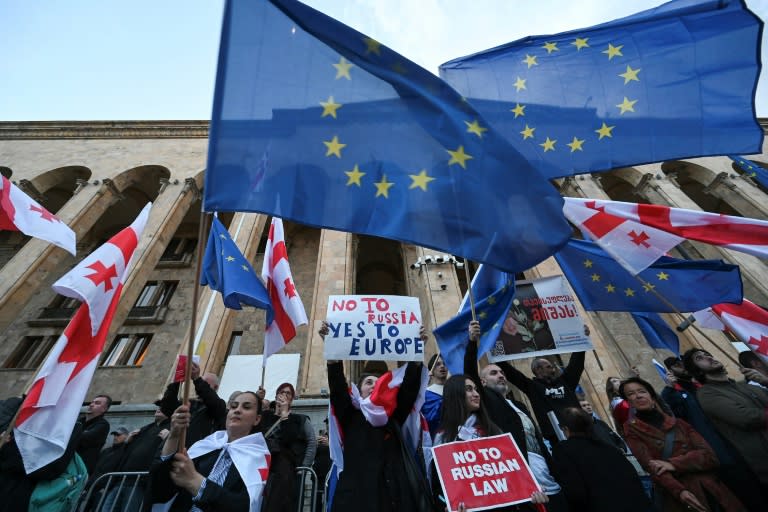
[432,374,548,511]
[148,391,271,511]
[620,377,744,512]
[319,322,430,512]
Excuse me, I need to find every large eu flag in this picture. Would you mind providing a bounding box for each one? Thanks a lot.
[555,238,742,313]
[201,216,274,320]
[203,0,571,273]
[440,0,763,179]
[433,265,515,375]
[632,311,680,354]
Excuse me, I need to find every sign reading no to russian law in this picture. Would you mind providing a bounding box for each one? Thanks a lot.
[432,434,541,512]
[323,295,423,361]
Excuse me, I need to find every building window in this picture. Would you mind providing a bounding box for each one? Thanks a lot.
[226,331,243,357]
[101,334,152,367]
[158,238,197,266]
[126,281,177,324]
[4,335,59,369]
[37,295,81,321]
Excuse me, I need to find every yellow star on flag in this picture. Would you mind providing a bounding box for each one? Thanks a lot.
[409,170,435,191]
[643,282,656,292]
[595,122,615,140]
[542,42,559,54]
[603,43,624,60]
[567,137,585,152]
[619,65,641,84]
[523,54,538,68]
[241,265,249,271]
[616,97,638,115]
[374,175,394,198]
[657,271,670,281]
[464,119,488,138]
[324,135,346,158]
[520,124,535,139]
[572,37,589,50]
[320,96,342,118]
[447,145,473,169]
[605,284,616,293]
[363,37,381,55]
[514,77,526,91]
[219,234,227,239]
[510,103,526,118]
[479,311,488,320]
[591,273,601,282]
[583,259,593,268]
[540,137,556,152]
[391,61,408,75]
[333,57,353,80]
[226,255,235,262]
[487,296,497,305]
[624,288,635,297]
[345,164,365,186]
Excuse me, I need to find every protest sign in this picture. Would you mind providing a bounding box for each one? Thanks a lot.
[489,275,592,362]
[432,433,540,512]
[174,354,201,383]
[323,295,423,361]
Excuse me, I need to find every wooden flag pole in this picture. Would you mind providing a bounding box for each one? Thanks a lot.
[463,263,477,321]
[179,211,211,450]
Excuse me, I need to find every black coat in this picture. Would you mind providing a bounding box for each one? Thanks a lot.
[158,378,228,448]
[550,436,652,512]
[148,448,249,512]
[327,361,425,512]
[77,414,110,474]
[119,419,171,472]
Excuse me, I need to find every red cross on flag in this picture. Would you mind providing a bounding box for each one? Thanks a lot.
[14,203,151,474]
[707,300,768,364]
[0,175,76,255]
[563,197,682,274]
[261,217,307,364]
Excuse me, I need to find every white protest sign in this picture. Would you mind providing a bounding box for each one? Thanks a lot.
[323,295,423,361]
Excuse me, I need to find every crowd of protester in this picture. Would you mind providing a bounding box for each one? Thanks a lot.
[1,320,767,512]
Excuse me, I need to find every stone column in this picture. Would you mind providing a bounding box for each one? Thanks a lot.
[301,229,355,395]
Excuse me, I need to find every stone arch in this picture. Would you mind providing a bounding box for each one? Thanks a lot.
[0,167,11,179]
[593,167,649,203]
[28,165,91,214]
[109,164,171,195]
[661,160,740,215]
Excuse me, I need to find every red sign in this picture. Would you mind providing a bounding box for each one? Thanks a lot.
[432,434,540,512]
[174,355,200,383]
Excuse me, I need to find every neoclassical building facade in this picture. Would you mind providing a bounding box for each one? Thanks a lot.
[0,120,765,423]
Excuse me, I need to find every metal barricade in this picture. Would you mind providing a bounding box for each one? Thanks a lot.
[74,471,149,512]
[296,466,319,512]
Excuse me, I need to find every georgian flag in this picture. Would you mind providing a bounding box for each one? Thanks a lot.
[14,204,150,473]
[0,175,76,255]
[261,217,307,363]
[563,197,682,274]
[694,300,768,364]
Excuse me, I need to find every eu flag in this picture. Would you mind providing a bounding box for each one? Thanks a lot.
[554,238,742,313]
[433,265,515,375]
[730,155,768,190]
[201,216,274,320]
[632,311,680,355]
[440,0,763,179]
[203,0,571,273]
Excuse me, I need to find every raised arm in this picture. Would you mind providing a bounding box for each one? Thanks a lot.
[301,416,318,467]
[562,351,586,389]
[193,376,228,427]
[392,362,424,424]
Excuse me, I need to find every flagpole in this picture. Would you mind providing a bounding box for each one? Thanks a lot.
[463,263,477,321]
[179,211,211,449]
[632,275,738,365]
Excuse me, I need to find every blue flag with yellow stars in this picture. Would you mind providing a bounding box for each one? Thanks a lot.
[632,311,680,355]
[202,0,571,273]
[730,155,768,190]
[433,264,515,376]
[440,0,763,179]
[554,238,742,313]
[201,215,274,320]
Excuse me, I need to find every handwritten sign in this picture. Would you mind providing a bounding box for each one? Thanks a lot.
[432,434,540,512]
[323,295,423,361]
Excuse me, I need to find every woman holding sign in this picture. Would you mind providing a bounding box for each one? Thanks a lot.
[320,322,432,512]
[432,374,549,511]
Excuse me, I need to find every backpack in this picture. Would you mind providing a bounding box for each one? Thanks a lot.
[28,452,88,512]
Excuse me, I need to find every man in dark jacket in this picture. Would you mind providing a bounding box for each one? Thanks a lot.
[465,321,568,512]
[77,394,111,474]
[158,363,227,448]
[578,399,626,452]
[551,407,651,512]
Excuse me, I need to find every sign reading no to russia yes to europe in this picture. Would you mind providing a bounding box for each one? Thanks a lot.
[323,295,423,361]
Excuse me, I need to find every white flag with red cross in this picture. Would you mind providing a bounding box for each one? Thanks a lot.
[14,203,150,473]
[261,217,307,364]
[0,175,76,255]
[695,300,768,365]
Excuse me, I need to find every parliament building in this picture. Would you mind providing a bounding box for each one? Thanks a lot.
[0,120,766,427]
